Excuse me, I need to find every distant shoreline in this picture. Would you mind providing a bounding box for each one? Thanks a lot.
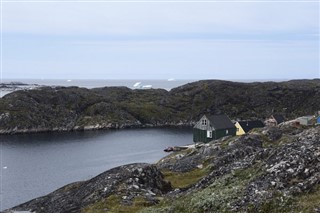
[0,79,319,135]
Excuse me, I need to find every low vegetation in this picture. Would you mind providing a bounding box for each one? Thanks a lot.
[1,79,320,133]
[161,166,211,189]
[82,195,151,213]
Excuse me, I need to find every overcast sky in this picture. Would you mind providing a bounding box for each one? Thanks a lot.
[1,0,319,80]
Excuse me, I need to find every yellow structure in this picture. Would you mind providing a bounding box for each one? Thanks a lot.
[235,122,246,136]
[235,120,265,136]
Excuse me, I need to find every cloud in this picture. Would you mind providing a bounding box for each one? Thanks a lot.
[3,1,319,37]
[2,1,319,80]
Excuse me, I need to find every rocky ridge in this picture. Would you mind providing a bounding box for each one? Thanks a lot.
[0,79,320,134]
[4,164,171,213]
[5,125,320,213]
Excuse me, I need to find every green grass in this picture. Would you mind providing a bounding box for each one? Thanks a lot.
[81,169,319,213]
[162,166,211,189]
[262,134,294,148]
[81,195,152,213]
[294,185,320,212]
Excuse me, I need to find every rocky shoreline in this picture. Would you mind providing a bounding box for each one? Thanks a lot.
[2,79,320,212]
[4,124,320,213]
[0,79,320,135]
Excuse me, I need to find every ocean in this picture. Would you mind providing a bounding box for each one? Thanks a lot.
[0,78,291,98]
[0,79,195,98]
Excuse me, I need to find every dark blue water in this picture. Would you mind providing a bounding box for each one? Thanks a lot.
[0,128,192,210]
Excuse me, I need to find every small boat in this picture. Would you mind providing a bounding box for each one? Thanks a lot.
[163,146,188,152]
[164,147,174,152]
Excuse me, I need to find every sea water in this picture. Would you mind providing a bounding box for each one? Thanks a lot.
[0,128,192,211]
[0,79,194,98]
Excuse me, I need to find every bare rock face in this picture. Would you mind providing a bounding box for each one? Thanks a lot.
[262,126,283,141]
[4,163,171,213]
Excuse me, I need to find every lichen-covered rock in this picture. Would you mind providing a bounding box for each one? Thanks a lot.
[262,126,283,141]
[3,124,320,213]
[152,126,320,213]
[4,163,171,213]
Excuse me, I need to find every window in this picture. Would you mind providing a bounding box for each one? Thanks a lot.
[207,130,212,138]
[226,130,229,134]
[201,119,207,126]
[236,128,239,132]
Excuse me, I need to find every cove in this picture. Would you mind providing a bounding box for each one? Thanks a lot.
[1,128,192,210]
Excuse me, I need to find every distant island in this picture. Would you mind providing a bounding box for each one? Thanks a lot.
[0,79,319,134]
[0,82,41,98]
[2,79,320,212]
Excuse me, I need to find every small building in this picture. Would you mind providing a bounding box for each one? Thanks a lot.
[193,114,236,143]
[297,116,315,126]
[235,120,265,136]
[265,114,285,126]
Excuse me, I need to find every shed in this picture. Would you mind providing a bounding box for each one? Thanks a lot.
[193,114,236,143]
[297,116,315,126]
[235,120,265,136]
[266,114,285,126]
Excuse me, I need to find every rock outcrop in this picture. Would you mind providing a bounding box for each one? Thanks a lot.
[4,125,320,213]
[4,163,171,213]
[0,79,320,134]
[153,125,320,213]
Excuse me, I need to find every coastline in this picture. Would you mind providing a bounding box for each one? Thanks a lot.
[4,124,320,212]
[0,79,320,135]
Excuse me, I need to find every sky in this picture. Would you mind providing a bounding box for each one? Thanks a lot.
[1,0,319,80]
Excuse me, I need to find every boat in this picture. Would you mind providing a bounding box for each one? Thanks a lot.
[163,146,189,152]
[164,147,174,152]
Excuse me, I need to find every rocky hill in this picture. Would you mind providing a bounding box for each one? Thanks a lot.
[0,79,319,134]
[4,124,320,213]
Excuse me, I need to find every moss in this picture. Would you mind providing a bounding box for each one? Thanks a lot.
[262,134,294,149]
[246,192,295,213]
[294,185,320,212]
[245,185,320,213]
[82,195,152,213]
[162,166,211,189]
[142,166,262,213]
